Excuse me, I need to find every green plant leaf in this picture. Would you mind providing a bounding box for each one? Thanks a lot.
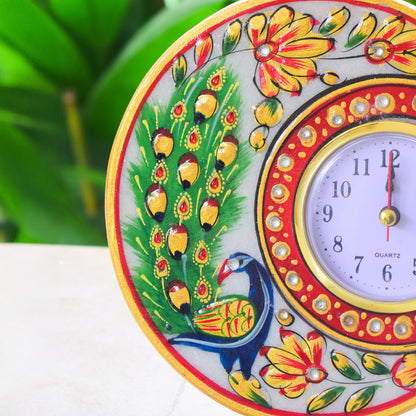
[0,121,104,244]
[0,41,57,92]
[48,0,132,64]
[330,350,362,380]
[0,0,92,90]
[85,0,232,141]
[307,387,346,414]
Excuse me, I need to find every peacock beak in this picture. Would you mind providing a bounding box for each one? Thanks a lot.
[217,259,232,285]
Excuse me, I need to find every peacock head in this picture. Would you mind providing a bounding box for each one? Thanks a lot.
[217,253,253,285]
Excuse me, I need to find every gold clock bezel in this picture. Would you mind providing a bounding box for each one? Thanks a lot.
[295,121,416,314]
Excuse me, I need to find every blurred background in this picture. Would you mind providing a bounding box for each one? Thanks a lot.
[0,0,237,245]
[1,0,415,245]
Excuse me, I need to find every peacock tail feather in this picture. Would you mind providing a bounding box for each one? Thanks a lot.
[123,58,251,334]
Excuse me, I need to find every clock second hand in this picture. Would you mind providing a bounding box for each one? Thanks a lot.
[387,150,393,242]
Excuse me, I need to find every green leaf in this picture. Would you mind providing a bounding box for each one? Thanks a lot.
[331,350,362,380]
[362,353,391,375]
[345,13,377,49]
[222,20,242,55]
[85,0,231,141]
[307,387,346,414]
[0,41,56,92]
[345,386,382,414]
[48,0,132,64]
[0,0,92,90]
[0,121,104,244]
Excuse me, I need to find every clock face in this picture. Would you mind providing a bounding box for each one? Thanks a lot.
[304,131,416,303]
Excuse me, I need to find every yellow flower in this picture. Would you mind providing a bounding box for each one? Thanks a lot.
[365,16,416,73]
[260,329,327,398]
[246,6,334,97]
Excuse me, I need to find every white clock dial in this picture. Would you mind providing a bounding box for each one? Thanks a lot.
[305,130,416,302]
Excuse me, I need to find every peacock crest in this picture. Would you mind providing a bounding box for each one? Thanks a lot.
[124,59,251,334]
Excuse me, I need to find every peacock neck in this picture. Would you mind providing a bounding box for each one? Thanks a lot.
[246,261,273,314]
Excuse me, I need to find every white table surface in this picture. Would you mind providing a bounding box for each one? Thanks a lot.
[2,243,416,416]
[0,243,238,416]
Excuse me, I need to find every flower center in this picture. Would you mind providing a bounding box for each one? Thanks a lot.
[306,367,324,383]
[255,43,275,61]
[366,40,394,63]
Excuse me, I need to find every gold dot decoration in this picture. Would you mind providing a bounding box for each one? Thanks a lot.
[386,334,392,341]
[334,302,341,309]
[400,92,405,99]
[206,170,225,196]
[307,284,313,292]
[341,310,359,333]
[207,67,226,91]
[174,192,193,221]
[170,100,187,121]
[185,126,202,151]
[413,96,416,111]
[301,295,308,303]
[152,160,169,184]
[194,276,213,304]
[361,312,367,320]
[221,106,239,129]
[359,330,365,337]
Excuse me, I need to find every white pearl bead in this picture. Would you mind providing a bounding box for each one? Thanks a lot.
[353,101,366,114]
[279,156,292,169]
[258,44,271,57]
[307,367,321,381]
[275,244,288,258]
[268,216,281,230]
[271,185,284,199]
[287,272,299,286]
[374,46,385,58]
[315,299,327,311]
[278,309,289,320]
[396,323,408,336]
[332,114,344,126]
[299,127,312,140]
[369,320,381,333]
[377,95,390,108]
[228,258,240,271]
[343,315,355,327]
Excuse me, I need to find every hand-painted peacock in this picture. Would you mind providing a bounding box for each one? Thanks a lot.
[124,57,253,335]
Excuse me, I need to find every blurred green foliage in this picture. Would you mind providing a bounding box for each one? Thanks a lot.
[0,0,234,245]
[2,0,416,245]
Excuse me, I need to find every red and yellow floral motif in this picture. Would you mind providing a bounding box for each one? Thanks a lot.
[392,353,416,390]
[260,328,327,398]
[246,6,334,97]
[365,16,416,73]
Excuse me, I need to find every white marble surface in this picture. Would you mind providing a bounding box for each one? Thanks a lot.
[0,243,238,416]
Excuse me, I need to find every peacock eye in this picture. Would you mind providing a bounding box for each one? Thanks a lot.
[228,258,240,271]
